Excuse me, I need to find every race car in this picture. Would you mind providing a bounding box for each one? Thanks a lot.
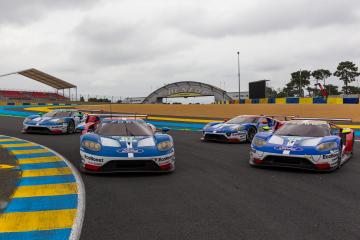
[76,114,102,133]
[249,118,355,171]
[22,109,84,134]
[80,115,175,173]
[202,115,286,143]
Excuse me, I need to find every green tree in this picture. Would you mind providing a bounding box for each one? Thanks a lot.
[342,85,360,94]
[334,61,360,94]
[80,96,85,102]
[311,69,332,96]
[324,84,340,96]
[288,70,311,97]
[265,87,278,98]
[306,86,321,97]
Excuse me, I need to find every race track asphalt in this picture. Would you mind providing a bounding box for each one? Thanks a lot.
[1,115,360,240]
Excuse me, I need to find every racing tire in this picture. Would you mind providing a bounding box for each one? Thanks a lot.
[246,127,257,143]
[67,121,75,134]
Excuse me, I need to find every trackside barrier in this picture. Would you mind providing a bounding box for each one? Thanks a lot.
[313,97,327,104]
[245,99,252,104]
[275,98,286,104]
[327,98,343,104]
[286,98,299,104]
[260,98,268,104]
[268,98,276,104]
[343,98,359,104]
[252,99,260,104]
[299,98,313,104]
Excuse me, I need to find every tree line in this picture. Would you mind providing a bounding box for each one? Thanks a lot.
[268,61,360,98]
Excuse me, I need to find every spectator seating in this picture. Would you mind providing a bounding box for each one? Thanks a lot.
[0,90,68,101]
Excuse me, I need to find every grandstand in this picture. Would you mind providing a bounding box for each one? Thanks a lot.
[0,68,76,103]
[0,90,67,101]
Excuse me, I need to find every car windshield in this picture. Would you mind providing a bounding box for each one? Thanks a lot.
[95,121,153,136]
[275,123,330,137]
[43,111,72,118]
[226,116,258,124]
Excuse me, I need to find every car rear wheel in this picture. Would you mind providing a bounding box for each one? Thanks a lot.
[246,127,256,142]
[67,121,75,134]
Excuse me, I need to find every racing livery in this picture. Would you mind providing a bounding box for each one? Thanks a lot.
[22,109,84,134]
[250,119,354,171]
[80,116,175,173]
[202,115,284,143]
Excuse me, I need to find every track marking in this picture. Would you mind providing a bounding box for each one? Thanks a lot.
[0,209,76,232]
[0,164,15,169]
[0,135,85,240]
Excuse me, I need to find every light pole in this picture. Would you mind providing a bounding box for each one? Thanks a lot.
[237,51,241,102]
[299,69,302,97]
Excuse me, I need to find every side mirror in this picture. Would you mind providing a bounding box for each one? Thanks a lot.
[342,128,351,135]
[262,126,271,131]
[162,127,171,133]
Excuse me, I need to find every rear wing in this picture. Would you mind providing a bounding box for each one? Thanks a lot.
[292,117,352,123]
[264,115,297,121]
[86,113,148,119]
[77,109,104,114]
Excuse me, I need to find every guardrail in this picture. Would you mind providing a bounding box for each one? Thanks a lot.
[217,97,360,104]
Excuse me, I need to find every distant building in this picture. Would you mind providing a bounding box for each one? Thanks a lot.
[122,97,146,104]
[227,92,249,100]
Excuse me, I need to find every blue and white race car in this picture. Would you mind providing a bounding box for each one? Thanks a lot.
[22,109,84,134]
[250,119,355,171]
[80,116,175,173]
[202,115,283,143]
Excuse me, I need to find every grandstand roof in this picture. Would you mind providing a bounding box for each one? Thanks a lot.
[0,68,76,90]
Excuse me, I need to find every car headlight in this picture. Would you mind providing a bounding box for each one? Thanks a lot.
[252,137,267,147]
[157,141,173,151]
[203,123,211,130]
[24,118,31,123]
[316,142,338,151]
[82,140,102,151]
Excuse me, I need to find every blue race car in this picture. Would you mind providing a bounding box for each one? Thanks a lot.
[250,119,355,171]
[22,109,84,134]
[80,116,175,173]
[202,115,281,143]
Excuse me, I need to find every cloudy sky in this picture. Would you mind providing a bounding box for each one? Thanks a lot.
[0,0,360,99]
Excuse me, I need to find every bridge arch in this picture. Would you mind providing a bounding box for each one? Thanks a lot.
[142,81,232,103]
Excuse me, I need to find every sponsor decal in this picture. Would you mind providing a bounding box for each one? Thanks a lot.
[275,146,303,151]
[118,148,144,154]
[323,153,339,159]
[84,154,104,163]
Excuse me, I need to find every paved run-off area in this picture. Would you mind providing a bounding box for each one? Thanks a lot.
[1,115,360,240]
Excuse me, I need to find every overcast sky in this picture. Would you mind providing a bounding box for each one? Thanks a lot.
[0,0,360,99]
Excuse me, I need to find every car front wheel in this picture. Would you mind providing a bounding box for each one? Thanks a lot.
[67,121,75,134]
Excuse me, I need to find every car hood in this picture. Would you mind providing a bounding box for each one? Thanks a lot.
[267,135,324,147]
[82,135,173,158]
[25,116,65,125]
[205,123,244,132]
